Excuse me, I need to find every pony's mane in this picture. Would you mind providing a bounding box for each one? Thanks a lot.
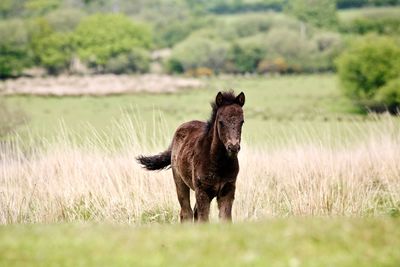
[205,90,237,133]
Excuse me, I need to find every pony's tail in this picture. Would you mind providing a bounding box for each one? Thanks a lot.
[136,148,171,171]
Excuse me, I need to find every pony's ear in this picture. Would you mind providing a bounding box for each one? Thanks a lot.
[216,92,224,107]
[236,92,245,107]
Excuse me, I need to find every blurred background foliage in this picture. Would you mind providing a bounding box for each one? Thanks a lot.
[0,0,400,112]
[336,34,400,113]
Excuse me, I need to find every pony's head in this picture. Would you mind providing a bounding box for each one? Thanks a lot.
[214,91,245,157]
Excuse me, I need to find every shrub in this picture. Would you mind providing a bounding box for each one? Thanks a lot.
[336,35,400,105]
[73,14,152,69]
[104,48,150,74]
[185,67,213,77]
[261,27,317,72]
[188,24,343,74]
[230,14,273,38]
[310,32,344,71]
[254,28,343,73]
[0,19,32,78]
[27,17,73,74]
[374,78,400,114]
[28,17,54,62]
[227,42,265,73]
[168,36,229,73]
[257,57,289,74]
[165,58,184,74]
[34,32,74,74]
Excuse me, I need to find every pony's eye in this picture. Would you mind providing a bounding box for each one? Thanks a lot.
[240,120,244,125]
[219,121,224,127]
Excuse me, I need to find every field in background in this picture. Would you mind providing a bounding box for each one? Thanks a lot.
[1,218,399,267]
[2,74,400,224]
[3,74,373,145]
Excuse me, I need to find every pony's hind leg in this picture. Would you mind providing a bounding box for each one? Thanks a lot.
[172,169,193,222]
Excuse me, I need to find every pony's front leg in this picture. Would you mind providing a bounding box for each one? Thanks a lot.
[194,188,211,222]
[217,182,236,222]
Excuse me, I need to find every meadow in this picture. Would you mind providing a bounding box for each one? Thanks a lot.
[2,74,374,144]
[2,74,400,220]
[1,74,400,266]
[2,0,400,264]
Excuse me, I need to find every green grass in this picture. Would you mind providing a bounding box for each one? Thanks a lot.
[1,218,399,267]
[3,74,375,146]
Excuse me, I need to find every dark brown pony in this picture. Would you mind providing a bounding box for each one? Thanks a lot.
[137,91,245,222]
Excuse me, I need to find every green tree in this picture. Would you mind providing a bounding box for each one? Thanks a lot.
[228,43,265,73]
[104,48,150,74]
[25,10,84,74]
[0,19,32,78]
[375,78,400,114]
[336,35,400,108]
[168,36,229,73]
[72,14,152,68]
[34,32,74,74]
[28,17,54,65]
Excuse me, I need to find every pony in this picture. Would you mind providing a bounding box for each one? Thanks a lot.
[137,91,245,222]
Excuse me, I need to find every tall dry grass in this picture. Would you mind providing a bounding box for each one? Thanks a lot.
[1,115,399,224]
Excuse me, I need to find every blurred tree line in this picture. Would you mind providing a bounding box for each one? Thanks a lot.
[1,0,399,18]
[0,0,400,79]
[0,8,151,77]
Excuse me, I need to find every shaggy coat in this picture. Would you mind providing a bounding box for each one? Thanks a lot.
[137,91,245,222]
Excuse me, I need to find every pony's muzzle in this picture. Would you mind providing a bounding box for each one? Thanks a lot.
[227,142,240,154]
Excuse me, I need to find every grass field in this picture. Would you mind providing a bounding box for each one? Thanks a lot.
[2,75,400,224]
[2,74,400,266]
[2,74,371,146]
[1,218,399,267]
[1,102,399,224]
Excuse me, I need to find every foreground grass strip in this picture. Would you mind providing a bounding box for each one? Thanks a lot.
[0,218,399,267]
